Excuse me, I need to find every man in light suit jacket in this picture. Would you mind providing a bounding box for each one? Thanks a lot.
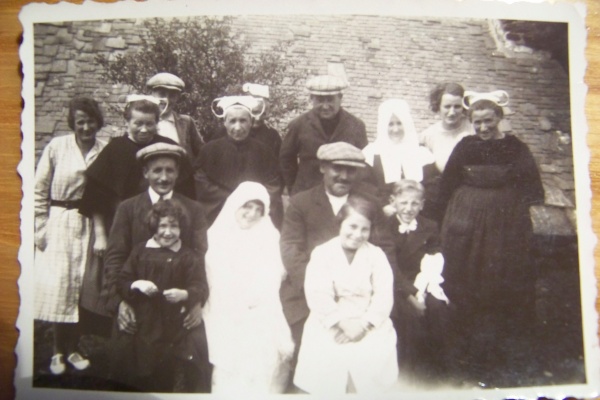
[280,75,368,195]
[280,142,396,377]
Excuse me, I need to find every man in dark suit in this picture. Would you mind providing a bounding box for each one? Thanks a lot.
[103,142,210,392]
[280,75,368,195]
[280,142,395,379]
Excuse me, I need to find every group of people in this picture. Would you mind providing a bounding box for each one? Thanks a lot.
[33,71,544,394]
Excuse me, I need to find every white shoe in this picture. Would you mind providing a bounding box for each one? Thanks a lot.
[67,352,90,371]
[50,354,65,375]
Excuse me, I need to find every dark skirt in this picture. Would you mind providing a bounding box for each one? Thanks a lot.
[441,184,537,385]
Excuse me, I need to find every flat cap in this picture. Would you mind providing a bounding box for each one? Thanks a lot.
[306,75,347,95]
[317,142,366,168]
[136,143,186,163]
[146,72,185,92]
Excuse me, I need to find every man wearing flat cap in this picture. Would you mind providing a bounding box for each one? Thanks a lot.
[104,143,211,392]
[279,142,395,381]
[147,72,204,163]
[280,75,368,195]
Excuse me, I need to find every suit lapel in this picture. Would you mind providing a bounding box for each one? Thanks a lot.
[330,109,348,142]
[393,216,430,260]
[172,112,187,147]
[307,110,327,141]
[134,192,153,226]
[314,185,335,218]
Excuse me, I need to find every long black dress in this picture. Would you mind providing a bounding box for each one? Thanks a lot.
[112,242,209,392]
[438,134,544,386]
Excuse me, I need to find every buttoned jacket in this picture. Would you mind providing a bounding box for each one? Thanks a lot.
[280,108,367,195]
[280,183,396,325]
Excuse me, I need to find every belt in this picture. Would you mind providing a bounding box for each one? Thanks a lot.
[50,199,82,210]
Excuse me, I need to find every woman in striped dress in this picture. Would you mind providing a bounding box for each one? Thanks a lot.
[34,96,107,375]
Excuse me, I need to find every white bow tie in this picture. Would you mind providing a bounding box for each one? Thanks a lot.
[398,218,418,234]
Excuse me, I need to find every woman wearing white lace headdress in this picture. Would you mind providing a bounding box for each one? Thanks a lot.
[203,181,294,394]
[362,99,434,214]
[195,96,282,226]
[438,90,544,387]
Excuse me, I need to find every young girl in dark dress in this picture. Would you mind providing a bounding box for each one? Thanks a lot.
[111,199,209,392]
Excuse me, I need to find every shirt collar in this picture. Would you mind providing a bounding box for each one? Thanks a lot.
[145,237,182,252]
[148,187,174,204]
[325,191,348,216]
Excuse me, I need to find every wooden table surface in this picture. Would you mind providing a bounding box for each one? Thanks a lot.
[0,1,599,399]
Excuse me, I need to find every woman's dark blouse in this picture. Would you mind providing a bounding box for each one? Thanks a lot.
[438,134,544,215]
[79,135,196,225]
[194,135,282,223]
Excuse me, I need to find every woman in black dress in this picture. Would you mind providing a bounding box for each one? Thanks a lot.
[438,90,544,387]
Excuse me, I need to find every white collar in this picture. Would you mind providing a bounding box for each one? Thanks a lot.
[148,187,174,204]
[325,192,348,216]
[397,216,418,234]
[145,237,182,252]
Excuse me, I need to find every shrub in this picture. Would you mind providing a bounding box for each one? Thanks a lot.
[96,17,304,139]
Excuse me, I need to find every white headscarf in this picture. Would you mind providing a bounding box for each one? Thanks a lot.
[204,181,292,368]
[206,181,284,301]
[363,99,434,183]
[208,181,271,240]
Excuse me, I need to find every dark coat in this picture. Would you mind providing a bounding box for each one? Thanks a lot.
[207,123,282,158]
[280,108,368,195]
[103,191,208,315]
[388,215,441,298]
[112,244,207,380]
[172,112,204,163]
[194,135,282,225]
[387,215,449,382]
[279,183,396,326]
[79,135,196,228]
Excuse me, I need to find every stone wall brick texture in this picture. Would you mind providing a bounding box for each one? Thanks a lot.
[32,15,575,235]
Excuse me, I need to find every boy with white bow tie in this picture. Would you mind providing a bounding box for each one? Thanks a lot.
[387,179,450,386]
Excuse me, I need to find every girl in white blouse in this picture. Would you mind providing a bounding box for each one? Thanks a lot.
[294,196,399,395]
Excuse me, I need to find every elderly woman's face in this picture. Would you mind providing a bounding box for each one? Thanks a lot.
[440,94,464,129]
[224,108,252,141]
[235,200,264,229]
[73,110,99,145]
[471,108,502,141]
[127,110,158,144]
[339,210,371,251]
[388,114,404,143]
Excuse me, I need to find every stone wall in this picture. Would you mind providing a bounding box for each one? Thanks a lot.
[32,15,575,235]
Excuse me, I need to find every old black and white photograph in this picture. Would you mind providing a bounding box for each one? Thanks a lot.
[16,0,599,399]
